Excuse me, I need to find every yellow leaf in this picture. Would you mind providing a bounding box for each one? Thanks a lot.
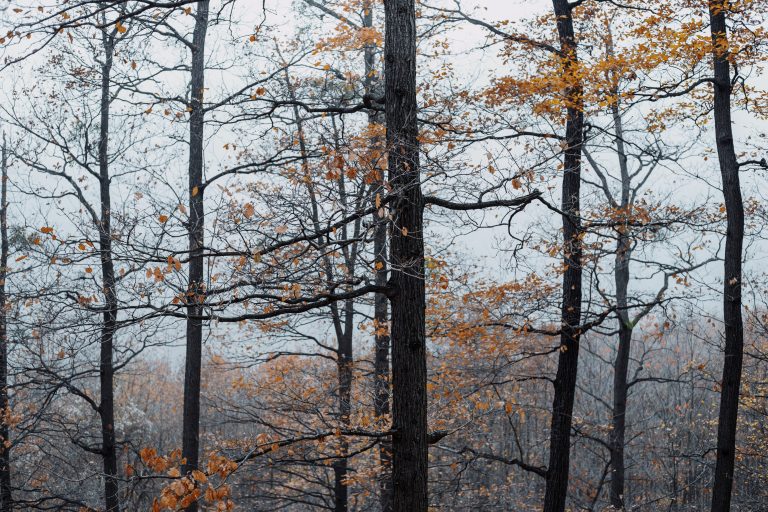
[158,214,169,224]
[243,203,255,219]
[115,21,127,34]
[192,186,199,197]
[167,467,181,477]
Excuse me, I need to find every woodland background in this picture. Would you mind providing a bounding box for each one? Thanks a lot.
[0,0,765,511]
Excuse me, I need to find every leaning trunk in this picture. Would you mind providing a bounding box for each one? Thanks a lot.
[182,4,210,511]
[708,3,745,511]
[384,0,427,510]
[97,30,120,512]
[543,1,584,511]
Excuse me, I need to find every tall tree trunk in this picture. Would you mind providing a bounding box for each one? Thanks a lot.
[610,266,631,511]
[333,326,353,512]
[543,1,584,511]
[708,3,745,511]
[97,29,120,512]
[363,2,393,509]
[182,4,209,511]
[384,0,427,510]
[0,136,12,511]
[283,71,354,511]
[609,86,632,511]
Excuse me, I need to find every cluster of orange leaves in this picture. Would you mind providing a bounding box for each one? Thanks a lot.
[136,448,237,511]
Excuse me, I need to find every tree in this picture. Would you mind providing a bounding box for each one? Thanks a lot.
[543,1,584,511]
[708,2,745,510]
[181,5,210,510]
[384,0,428,510]
[0,134,12,511]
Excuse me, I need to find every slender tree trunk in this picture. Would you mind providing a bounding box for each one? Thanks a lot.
[610,248,631,512]
[97,29,120,512]
[333,326,353,512]
[708,3,745,511]
[373,197,393,512]
[182,4,209,511]
[283,71,355,511]
[363,3,393,509]
[543,1,583,511]
[0,136,12,511]
[609,88,632,511]
[384,0,427,510]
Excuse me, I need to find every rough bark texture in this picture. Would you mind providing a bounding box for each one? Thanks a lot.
[0,136,12,511]
[543,1,584,511]
[384,0,427,510]
[97,28,120,512]
[709,3,745,511]
[182,4,209,511]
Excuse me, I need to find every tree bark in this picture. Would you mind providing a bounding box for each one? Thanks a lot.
[182,4,209,511]
[333,327,353,512]
[708,2,745,511]
[97,28,120,512]
[609,80,632,512]
[364,2,393,509]
[384,0,427,510]
[0,136,12,512]
[543,1,584,511]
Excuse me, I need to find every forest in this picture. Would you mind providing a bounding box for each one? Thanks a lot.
[0,0,765,510]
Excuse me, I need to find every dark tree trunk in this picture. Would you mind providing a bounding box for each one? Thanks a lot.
[543,1,584,511]
[182,4,209,511]
[610,301,631,511]
[0,136,12,511]
[373,203,393,512]
[384,0,427,510]
[97,29,120,512]
[333,326,353,512]
[363,3,393,510]
[609,90,632,512]
[708,3,745,511]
